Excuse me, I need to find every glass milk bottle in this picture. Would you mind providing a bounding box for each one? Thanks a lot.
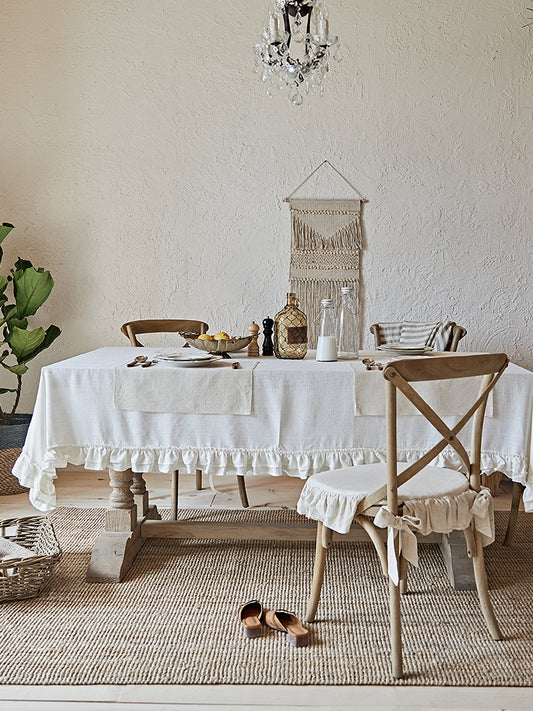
[273,292,308,359]
[337,285,359,359]
[316,298,337,362]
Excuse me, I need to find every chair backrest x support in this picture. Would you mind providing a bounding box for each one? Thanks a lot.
[357,353,509,516]
[120,319,208,347]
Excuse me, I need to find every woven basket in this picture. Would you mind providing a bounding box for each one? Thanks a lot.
[0,516,61,602]
[0,448,28,496]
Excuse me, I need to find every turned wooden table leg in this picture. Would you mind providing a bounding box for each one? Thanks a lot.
[439,530,475,590]
[106,468,137,532]
[87,468,158,583]
[131,472,149,518]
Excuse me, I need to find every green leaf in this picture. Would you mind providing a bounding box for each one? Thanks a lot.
[8,316,28,331]
[13,267,54,317]
[8,326,46,361]
[1,303,15,319]
[0,276,8,293]
[16,324,61,364]
[0,387,16,394]
[13,258,33,272]
[4,362,28,375]
[0,223,14,245]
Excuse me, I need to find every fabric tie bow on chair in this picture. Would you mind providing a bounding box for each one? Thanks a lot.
[374,507,422,586]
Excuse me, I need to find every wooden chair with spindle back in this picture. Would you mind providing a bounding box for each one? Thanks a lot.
[120,319,250,515]
[297,352,509,678]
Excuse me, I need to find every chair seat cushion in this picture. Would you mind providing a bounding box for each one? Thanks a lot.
[297,463,494,543]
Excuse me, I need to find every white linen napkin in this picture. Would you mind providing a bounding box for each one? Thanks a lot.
[351,364,493,417]
[114,361,258,415]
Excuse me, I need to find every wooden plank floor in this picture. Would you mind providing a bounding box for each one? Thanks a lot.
[0,468,527,710]
[1,465,520,517]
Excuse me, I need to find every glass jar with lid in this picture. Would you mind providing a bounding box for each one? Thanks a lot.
[336,285,359,359]
[315,298,337,362]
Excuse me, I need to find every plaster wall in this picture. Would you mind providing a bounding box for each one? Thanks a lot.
[1,0,532,412]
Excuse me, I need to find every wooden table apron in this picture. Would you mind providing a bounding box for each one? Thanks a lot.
[15,348,533,585]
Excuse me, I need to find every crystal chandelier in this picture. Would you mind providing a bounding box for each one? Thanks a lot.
[255,0,341,105]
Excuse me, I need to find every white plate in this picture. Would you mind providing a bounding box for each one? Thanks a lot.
[155,352,216,362]
[377,345,433,356]
[158,357,222,368]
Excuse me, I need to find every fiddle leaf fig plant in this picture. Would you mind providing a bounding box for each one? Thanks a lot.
[0,223,61,425]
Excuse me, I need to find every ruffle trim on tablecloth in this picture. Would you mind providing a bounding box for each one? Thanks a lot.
[12,444,532,514]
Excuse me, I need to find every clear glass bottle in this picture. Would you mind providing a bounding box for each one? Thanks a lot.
[315,298,337,361]
[337,285,359,359]
[273,292,307,359]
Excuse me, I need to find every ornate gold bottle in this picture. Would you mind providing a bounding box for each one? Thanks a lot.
[273,292,307,359]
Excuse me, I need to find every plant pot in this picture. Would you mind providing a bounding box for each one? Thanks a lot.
[0,415,31,495]
[0,413,31,450]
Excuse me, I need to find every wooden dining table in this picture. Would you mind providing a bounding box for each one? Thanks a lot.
[13,347,533,586]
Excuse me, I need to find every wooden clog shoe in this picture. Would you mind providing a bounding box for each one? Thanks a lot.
[264,609,309,647]
[239,600,263,638]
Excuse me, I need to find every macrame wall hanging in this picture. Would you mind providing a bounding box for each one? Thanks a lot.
[285,160,368,346]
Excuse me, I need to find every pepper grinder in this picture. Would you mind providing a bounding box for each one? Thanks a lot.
[247,322,260,357]
[262,317,274,356]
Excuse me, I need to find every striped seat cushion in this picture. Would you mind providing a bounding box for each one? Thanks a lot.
[377,321,454,351]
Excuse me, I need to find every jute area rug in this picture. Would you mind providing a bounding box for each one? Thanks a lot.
[1,507,532,686]
[0,448,27,495]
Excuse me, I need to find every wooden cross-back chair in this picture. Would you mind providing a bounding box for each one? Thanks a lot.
[121,319,209,347]
[370,322,467,352]
[297,352,509,679]
[120,319,250,513]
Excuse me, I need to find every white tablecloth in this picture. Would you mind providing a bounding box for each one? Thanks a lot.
[13,348,533,513]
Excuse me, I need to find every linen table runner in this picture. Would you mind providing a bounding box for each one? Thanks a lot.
[351,364,494,417]
[114,361,258,415]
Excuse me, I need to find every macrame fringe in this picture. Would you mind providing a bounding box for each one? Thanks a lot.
[291,279,360,348]
[288,197,363,348]
[291,216,362,251]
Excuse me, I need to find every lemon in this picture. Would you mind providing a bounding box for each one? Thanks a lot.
[198,334,215,341]
[214,332,230,340]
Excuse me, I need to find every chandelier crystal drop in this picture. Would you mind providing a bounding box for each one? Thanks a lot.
[255,0,341,105]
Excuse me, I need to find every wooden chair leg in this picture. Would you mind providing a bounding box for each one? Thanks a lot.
[468,527,502,640]
[195,469,203,491]
[388,528,403,679]
[237,475,249,508]
[503,482,524,546]
[399,555,408,595]
[390,577,403,679]
[306,522,332,623]
[170,470,178,521]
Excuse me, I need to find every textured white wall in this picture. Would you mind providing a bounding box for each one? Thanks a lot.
[1,0,532,412]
